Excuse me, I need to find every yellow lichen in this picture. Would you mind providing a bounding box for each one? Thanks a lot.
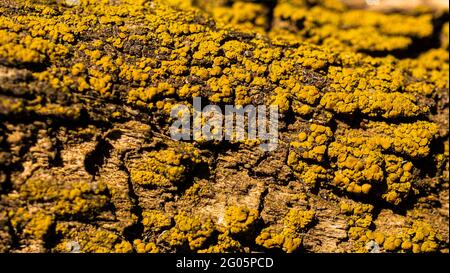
[224,206,258,234]
[256,209,315,253]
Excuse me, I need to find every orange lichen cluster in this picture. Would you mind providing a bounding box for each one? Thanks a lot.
[128,144,202,189]
[256,209,315,253]
[0,0,447,254]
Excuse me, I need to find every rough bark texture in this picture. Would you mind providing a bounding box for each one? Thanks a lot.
[0,0,448,253]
